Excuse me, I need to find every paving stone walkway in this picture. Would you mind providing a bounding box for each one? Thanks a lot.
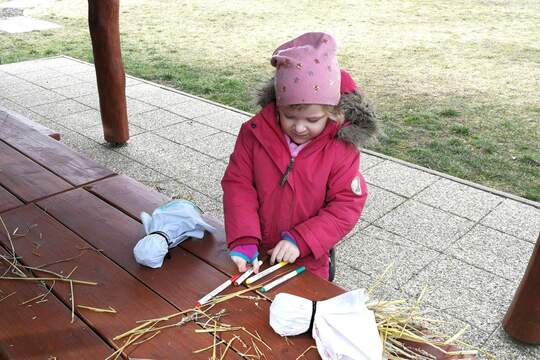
[1,56,539,359]
[0,0,61,33]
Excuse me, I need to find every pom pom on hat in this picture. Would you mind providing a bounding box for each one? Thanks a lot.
[271,32,341,106]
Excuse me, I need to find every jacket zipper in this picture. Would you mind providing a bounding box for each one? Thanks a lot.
[280,157,296,187]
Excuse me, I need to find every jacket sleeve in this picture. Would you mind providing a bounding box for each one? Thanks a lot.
[290,148,367,259]
[221,123,261,249]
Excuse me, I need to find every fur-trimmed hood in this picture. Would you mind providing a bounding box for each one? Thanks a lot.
[254,78,378,147]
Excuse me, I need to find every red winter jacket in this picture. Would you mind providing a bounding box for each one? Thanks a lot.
[222,100,370,279]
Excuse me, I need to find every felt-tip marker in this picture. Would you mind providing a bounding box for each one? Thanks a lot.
[260,266,305,293]
[245,261,287,285]
[196,274,240,307]
[235,260,263,285]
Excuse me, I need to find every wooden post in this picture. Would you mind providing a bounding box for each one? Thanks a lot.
[503,233,540,344]
[88,0,129,144]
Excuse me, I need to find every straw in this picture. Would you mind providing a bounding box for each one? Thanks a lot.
[0,291,15,303]
[295,345,317,359]
[77,305,117,314]
[219,335,238,360]
[193,340,226,354]
[69,280,75,323]
[0,276,97,286]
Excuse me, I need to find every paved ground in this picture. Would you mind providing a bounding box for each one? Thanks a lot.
[0,0,61,33]
[1,56,539,359]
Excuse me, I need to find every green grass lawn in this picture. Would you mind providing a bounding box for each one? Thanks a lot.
[1,0,538,201]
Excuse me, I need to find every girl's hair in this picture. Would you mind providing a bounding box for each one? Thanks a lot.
[281,104,345,125]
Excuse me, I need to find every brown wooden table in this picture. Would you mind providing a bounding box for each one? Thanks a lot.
[0,109,473,359]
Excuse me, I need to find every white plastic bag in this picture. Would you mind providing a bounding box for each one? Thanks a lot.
[133,200,215,268]
[270,289,383,360]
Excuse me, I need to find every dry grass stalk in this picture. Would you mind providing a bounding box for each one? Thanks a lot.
[0,276,97,286]
[368,295,481,359]
[252,338,266,359]
[113,319,157,341]
[133,306,205,325]
[77,305,117,314]
[442,324,470,346]
[37,247,102,269]
[219,335,238,360]
[0,290,15,302]
[242,327,271,351]
[107,276,296,358]
[132,330,161,346]
[284,336,294,346]
[0,216,26,278]
[69,280,75,323]
[37,253,83,269]
[20,292,45,305]
[237,294,267,302]
[193,339,226,354]
[200,308,227,328]
[109,307,210,359]
[66,266,78,279]
[20,265,67,279]
[238,345,254,357]
[212,323,217,360]
[368,261,394,296]
[195,326,242,333]
[209,285,263,305]
[295,345,317,360]
[20,280,57,305]
[106,320,160,360]
[362,262,485,359]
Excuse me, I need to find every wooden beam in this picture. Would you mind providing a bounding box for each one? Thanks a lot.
[503,232,540,344]
[88,0,129,145]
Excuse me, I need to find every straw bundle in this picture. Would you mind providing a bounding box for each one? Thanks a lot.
[368,298,483,359]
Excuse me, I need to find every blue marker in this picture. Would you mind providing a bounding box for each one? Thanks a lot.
[260,266,306,293]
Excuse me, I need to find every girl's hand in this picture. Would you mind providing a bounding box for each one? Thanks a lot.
[231,255,248,272]
[229,243,259,273]
[267,240,300,265]
[231,255,261,274]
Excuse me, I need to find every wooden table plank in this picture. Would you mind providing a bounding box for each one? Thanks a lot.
[0,113,114,186]
[0,185,23,214]
[84,174,170,219]
[0,247,113,359]
[0,204,240,359]
[0,141,73,202]
[0,107,60,140]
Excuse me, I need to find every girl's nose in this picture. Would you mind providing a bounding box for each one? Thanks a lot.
[294,123,307,133]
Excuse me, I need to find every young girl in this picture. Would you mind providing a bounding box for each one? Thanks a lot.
[221,32,377,280]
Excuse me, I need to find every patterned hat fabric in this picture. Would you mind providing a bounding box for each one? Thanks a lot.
[271,32,341,106]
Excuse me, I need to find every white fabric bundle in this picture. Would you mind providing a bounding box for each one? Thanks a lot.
[133,200,215,268]
[270,289,382,360]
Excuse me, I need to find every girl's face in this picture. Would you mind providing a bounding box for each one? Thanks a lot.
[278,104,329,145]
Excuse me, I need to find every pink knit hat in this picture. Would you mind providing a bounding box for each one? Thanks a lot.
[271,32,341,107]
